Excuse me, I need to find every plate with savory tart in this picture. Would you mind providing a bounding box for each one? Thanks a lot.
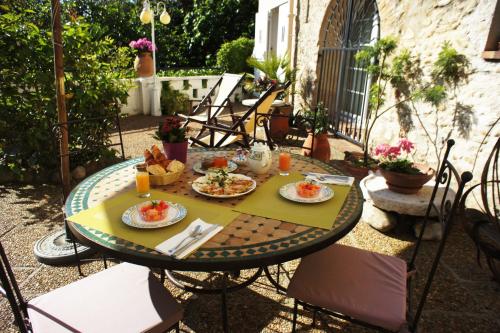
[193,156,238,174]
[192,170,256,198]
[122,200,187,229]
[279,181,334,203]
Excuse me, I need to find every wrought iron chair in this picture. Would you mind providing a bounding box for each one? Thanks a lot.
[287,139,473,332]
[179,73,245,138]
[1,241,182,333]
[459,137,500,281]
[189,83,286,148]
[33,111,126,274]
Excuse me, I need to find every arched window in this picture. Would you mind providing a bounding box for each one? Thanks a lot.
[317,0,379,144]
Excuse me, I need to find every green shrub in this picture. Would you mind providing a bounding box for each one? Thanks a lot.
[0,5,132,177]
[216,37,254,73]
[161,82,191,115]
[157,67,224,77]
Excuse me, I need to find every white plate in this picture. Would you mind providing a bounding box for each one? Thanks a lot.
[122,201,187,229]
[279,182,334,203]
[192,173,256,198]
[193,160,238,174]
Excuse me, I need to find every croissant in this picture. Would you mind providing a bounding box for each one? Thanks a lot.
[151,145,166,161]
[144,149,154,163]
[160,159,172,169]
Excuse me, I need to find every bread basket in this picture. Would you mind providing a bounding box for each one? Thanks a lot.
[149,164,185,186]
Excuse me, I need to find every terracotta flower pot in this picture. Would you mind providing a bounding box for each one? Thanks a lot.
[270,105,292,140]
[162,141,188,163]
[341,151,378,180]
[134,52,154,77]
[302,132,331,162]
[379,163,435,194]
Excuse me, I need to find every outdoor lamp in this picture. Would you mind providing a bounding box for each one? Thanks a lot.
[139,0,170,117]
[140,1,152,24]
[160,10,171,25]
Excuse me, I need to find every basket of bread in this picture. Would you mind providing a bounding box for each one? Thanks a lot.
[140,145,185,185]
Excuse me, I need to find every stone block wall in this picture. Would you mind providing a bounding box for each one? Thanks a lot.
[293,0,499,182]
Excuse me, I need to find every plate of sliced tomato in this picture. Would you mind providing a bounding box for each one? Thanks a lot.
[279,181,334,203]
[122,200,187,229]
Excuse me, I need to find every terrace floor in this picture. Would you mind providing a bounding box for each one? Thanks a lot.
[1,115,499,332]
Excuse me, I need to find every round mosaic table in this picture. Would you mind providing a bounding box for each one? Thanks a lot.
[66,148,363,272]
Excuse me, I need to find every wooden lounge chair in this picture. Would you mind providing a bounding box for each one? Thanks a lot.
[1,241,183,333]
[286,140,473,332]
[190,82,290,149]
[179,73,245,133]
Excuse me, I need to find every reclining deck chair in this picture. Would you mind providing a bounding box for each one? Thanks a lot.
[287,139,473,332]
[179,73,245,135]
[189,82,289,148]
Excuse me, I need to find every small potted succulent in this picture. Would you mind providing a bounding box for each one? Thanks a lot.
[154,116,189,163]
[374,138,435,194]
[129,37,156,77]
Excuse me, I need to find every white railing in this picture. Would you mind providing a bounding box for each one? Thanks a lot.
[120,75,243,116]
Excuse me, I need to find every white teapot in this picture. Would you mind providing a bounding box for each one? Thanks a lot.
[248,142,272,174]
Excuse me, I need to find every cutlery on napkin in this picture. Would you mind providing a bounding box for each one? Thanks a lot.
[155,218,222,259]
[303,172,354,186]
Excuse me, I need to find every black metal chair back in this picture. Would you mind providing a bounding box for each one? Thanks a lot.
[0,241,29,333]
[407,139,473,331]
[53,111,125,200]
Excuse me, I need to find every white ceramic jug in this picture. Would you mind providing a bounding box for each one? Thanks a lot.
[248,142,272,174]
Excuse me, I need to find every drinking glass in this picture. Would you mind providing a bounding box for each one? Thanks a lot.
[135,166,150,198]
[278,148,292,176]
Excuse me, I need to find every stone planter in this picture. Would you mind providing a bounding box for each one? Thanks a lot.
[302,132,331,162]
[134,52,154,77]
[379,163,435,194]
[162,141,188,163]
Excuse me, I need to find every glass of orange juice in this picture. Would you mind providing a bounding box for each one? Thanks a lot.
[135,166,150,198]
[278,147,291,176]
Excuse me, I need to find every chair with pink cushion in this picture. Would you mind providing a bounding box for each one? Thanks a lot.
[1,242,183,333]
[287,139,473,332]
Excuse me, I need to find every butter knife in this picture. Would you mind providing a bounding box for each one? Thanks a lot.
[171,224,220,258]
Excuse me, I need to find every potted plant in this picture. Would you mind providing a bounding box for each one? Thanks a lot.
[153,116,189,163]
[129,38,156,77]
[374,138,435,194]
[301,102,331,162]
[347,38,470,179]
[246,54,296,139]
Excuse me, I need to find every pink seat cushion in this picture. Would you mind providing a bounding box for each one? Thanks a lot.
[28,263,182,333]
[288,244,407,332]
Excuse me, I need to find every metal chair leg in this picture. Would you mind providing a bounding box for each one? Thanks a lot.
[312,309,317,328]
[69,234,83,276]
[175,322,180,333]
[160,269,166,284]
[102,254,108,269]
[276,264,281,293]
[292,299,298,332]
[222,273,229,333]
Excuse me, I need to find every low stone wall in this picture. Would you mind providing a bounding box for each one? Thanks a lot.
[120,75,243,116]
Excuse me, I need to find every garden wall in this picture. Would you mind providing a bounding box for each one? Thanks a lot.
[293,0,499,181]
[120,75,243,116]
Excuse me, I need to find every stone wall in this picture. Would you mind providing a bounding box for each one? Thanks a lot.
[293,0,499,182]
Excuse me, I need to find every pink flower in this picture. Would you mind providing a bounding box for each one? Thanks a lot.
[374,143,391,157]
[387,145,401,157]
[398,138,414,153]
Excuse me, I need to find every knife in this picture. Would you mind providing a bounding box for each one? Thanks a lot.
[171,224,220,258]
[303,172,352,183]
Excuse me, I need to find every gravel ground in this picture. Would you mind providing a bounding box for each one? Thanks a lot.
[1,115,499,332]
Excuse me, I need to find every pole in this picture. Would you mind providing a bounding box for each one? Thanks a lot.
[51,0,70,198]
[151,11,160,116]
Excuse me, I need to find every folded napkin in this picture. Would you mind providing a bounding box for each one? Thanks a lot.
[155,218,223,259]
[304,172,355,186]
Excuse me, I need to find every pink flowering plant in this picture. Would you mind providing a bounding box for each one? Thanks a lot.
[129,38,157,53]
[374,139,422,174]
[153,116,188,143]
